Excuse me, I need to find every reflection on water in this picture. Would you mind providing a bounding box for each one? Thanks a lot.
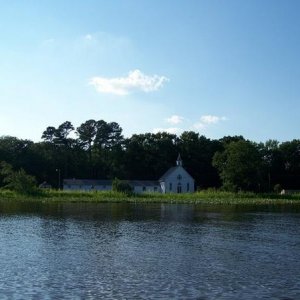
[0,202,299,299]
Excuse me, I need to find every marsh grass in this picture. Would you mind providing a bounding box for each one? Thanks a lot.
[1,188,300,205]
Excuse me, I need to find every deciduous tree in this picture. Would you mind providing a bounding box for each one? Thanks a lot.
[213,140,263,191]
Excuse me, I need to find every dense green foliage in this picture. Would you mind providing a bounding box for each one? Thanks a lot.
[112,178,133,195]
[0,162,38,195]
[0,119,300,192]
[213,140,263,191]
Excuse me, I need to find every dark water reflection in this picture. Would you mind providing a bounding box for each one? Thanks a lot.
[0,202,299,299]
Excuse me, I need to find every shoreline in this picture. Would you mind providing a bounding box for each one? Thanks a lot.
[1,190,300,206]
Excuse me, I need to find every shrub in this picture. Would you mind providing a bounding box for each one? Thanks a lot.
[112,178,133,195]
[0,161,38,195]
[273,184,282,194]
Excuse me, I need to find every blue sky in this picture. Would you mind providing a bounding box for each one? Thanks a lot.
[1,0,300,142]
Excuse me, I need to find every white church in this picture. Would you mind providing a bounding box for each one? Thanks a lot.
[63,154,195,194]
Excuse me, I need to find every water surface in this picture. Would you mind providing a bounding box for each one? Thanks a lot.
[0,202,299,299]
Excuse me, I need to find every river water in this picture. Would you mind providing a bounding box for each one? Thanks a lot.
[0,202,299,299]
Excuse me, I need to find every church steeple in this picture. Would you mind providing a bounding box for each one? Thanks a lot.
[176,153,183,166]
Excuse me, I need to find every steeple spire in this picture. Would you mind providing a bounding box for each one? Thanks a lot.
[176,153,183,166]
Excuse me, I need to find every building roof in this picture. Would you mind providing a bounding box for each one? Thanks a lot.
[128,180,160,187]
[63,179,160,187]
[159,165,194,182]
[159,166,178,181]
[63,179,112,186]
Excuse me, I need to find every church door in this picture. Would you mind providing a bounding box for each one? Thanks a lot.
[177,183,182,193]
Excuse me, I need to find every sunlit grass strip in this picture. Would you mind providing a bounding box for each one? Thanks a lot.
[131,191,300,205]
[1,189,300,205]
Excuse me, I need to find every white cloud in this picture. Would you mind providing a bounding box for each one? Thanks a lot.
[193,122,205,130]
[84,34,93,40]
[200,115,227,124]
[166,115,184,125]
[152,127,182,135]
[89,69,169,96]
[193,115,227,131]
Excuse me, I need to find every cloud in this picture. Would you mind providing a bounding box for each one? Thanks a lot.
[166,115,184,125]
[200,115,227,124]
[89,69,169,96]
[152,127,183,135]
[193,122,206,130]
[154,114,228,134]
[84,34,93,40]
[193,115,227,130]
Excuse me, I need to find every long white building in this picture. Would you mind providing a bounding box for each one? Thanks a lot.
[63,155,195,193]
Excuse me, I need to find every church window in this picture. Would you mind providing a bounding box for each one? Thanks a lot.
[187,183,189,192]
[169,183,172,191]
[177,174,182,180]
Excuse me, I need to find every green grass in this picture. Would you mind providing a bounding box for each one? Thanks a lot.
[1,188,300,205]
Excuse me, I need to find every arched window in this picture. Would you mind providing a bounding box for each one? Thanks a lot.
[177,174,182,180]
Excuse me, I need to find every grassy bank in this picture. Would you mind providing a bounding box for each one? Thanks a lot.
[1,189,300,205]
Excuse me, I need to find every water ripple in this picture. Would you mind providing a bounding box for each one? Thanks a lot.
[0,204,299,299]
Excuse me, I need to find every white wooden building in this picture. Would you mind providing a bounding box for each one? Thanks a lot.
[63,179,112,191]
[129,180,161,193]
[159,154,195,193]
[63,155,195,193]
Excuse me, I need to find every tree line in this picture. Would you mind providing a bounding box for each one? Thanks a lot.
[0,119,300,192]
